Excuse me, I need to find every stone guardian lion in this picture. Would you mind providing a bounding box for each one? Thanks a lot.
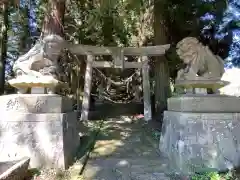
[176,37,225,81]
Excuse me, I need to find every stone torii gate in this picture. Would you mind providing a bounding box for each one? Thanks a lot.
[4,34,170,169]
[68,44,170,121]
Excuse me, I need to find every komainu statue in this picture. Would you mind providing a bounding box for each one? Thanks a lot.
[176,37,225,81]
[8,35,65,94]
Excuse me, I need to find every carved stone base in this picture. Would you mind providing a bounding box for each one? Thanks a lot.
[8,75,66,94]
[0,94,79,169]
[159,95,240,174]
[168,94,240,112]
[159,111,240,174]
[31,87,45,94]
[175,80,229,94]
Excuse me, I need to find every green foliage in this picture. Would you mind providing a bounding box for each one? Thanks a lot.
[64,0,152,46]
[4,3,32,79]
[161,0,227,42]
[0,0,231,97]
[192,171,234,180]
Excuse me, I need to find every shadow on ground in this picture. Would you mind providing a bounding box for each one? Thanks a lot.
[87,102,144,120]
[68,116,170,180]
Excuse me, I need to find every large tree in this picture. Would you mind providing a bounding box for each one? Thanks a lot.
[41,0,65,38]
[153,0,171,118]
[40,0,66,88]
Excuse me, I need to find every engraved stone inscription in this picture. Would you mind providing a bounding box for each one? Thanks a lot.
[6,98,20,111]
[35,98,47,113]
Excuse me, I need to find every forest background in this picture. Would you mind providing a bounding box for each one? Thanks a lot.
[0,0,239,116]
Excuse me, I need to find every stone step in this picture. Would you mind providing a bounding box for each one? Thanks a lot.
[88,103,143,120]
[71,157,170,180]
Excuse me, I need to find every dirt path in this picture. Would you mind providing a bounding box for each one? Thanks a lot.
[69,117,170,180]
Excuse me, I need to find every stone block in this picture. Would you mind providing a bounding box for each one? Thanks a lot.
[31,87,45,94]
[0,111,79,169]
[168,94,240,112]
[159,111,240,174]
[0,94,73,113]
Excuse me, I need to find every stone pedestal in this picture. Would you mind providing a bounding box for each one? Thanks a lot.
[0,94,80,169]
[159,94,240,174]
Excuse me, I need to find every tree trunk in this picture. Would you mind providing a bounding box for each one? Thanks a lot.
[0,2,8,95]
[40,0,66,86]
[41,0,65,38]
[102,16,114,46]
[153,0,171,119]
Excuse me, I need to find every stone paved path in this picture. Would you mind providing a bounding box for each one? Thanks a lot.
[69,117,171,180]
